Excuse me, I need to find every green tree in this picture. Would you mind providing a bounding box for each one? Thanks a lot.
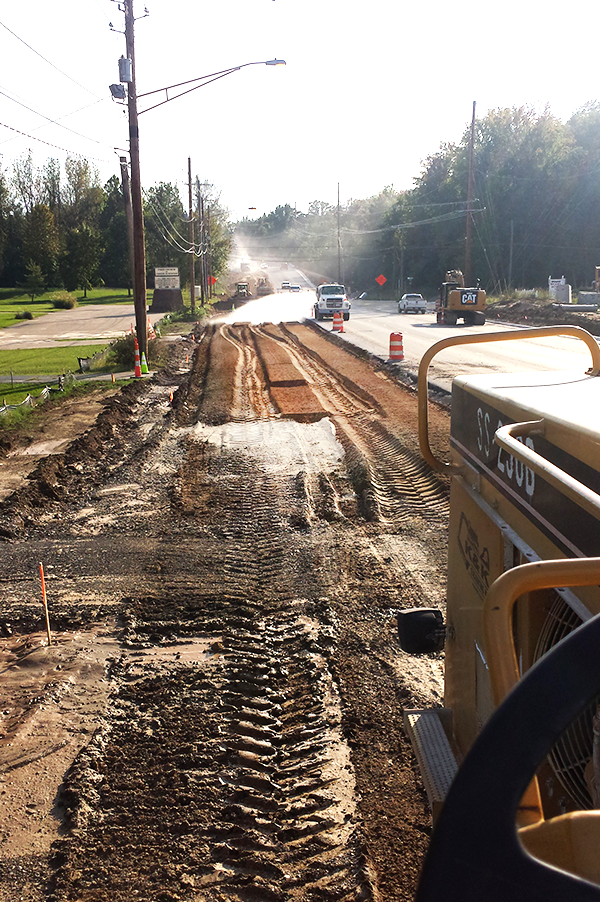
[195,180,232,283]
[99,175,131,288]
[62,156,103,230]
[23,204,60,285]
[63,224,103,295]
[143,182,189,285]
[24,260,45,300]
[11,153,44,215]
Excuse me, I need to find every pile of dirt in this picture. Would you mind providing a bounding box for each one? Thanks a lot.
[488,298,600,335]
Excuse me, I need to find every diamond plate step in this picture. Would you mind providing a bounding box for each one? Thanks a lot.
[404,708,458,820]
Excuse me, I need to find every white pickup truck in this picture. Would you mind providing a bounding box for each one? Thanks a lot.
[397,292,427,314]
[314,284,351,321]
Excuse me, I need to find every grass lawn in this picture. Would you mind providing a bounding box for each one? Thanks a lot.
[0,345,110,375]
[0,287,153,330]
[0,381,60,407]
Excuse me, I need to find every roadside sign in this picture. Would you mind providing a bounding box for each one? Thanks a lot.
[375,274,387,286]
[155,267,180,289]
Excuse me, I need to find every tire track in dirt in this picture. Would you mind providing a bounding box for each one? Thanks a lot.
[248,323,448,529]
[0,324,450,902]
[52,447,373,902]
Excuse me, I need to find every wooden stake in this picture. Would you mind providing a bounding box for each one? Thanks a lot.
[39,563,52,646]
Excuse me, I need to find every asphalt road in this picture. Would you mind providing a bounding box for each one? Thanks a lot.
[221,262,600,392]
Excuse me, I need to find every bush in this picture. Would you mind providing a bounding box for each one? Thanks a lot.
[107,334,135,369]
[15,310,33,320]
[49,291,78,309]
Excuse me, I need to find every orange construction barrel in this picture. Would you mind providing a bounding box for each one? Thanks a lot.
[389,332,404,361]
[332,311,344,332]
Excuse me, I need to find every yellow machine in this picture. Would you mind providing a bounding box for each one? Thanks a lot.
[400,327,600,897]
[232,282,251,299]
[436,269,486,326]
[256,277,273,297]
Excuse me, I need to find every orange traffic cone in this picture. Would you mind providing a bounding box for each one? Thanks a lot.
[134,337,142,377]
[332,311,344,333]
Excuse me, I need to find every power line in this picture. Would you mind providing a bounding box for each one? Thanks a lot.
[0,120,112,162]
[0,88,105,145]
[144,196,194,250]
[0,18,101,98]
[144,195,195,255]
[0,97,105,146]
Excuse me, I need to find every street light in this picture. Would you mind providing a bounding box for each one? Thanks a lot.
[119,0,285,359]
[137,60,286,116]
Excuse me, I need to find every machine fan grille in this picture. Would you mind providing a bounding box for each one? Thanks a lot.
[534,593,595,810]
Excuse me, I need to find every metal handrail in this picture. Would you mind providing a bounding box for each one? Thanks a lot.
[495,421,600,524]
[418,326,600,472]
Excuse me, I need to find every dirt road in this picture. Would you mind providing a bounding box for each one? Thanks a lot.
[0,321,451,902]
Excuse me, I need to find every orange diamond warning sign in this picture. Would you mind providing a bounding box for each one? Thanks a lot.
[375,274,387,286]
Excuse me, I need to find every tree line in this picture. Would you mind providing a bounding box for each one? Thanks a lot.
[0,152,232,296]
[237,103,600,297]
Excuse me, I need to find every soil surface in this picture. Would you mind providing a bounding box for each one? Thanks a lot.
[487,296,600,335]
[0,322,453,902]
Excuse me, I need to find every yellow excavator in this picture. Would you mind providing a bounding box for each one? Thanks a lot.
[436,270,486,326]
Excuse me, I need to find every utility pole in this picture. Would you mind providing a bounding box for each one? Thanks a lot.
[337,183,341,283]
[119,156,135,296]
[124,0,148,359]
[188,157,195,313]
[206,206,213,298]
[464,100,476,288]
[196,180,206,306]
[508,219,514,290]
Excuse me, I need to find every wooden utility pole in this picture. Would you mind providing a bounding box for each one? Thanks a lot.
[119,156,135,296]
[337,182,341,283]
[508,219,514,290]
[464,100,476,288]
[188,157,195,313]
[196,180,206,306]
[124,0,148,359]
[206,206,213,298]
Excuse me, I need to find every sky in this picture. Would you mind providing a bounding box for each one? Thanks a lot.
[0,0,598,223]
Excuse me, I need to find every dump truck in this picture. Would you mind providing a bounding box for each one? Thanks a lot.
[314,283,351,321]
[436,269,486,325]
[400,326,600,899]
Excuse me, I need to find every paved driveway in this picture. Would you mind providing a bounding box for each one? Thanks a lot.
[0,305,165,350]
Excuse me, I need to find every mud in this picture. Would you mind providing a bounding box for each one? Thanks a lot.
[0,324,451,901]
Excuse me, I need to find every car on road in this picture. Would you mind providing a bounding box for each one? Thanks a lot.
[290,285,301,292]
[281,281,291,290]
[398,293,427,314]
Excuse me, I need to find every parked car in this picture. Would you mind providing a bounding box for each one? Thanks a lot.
[398,293,427,314]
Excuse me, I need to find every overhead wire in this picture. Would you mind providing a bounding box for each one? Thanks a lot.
[0,121,112,162]
[0,18,101,98]
[0,88,104,145]
[144,194,196,256]
[144,192,195,246]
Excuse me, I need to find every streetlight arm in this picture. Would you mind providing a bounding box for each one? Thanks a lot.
[137,59,285,115]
